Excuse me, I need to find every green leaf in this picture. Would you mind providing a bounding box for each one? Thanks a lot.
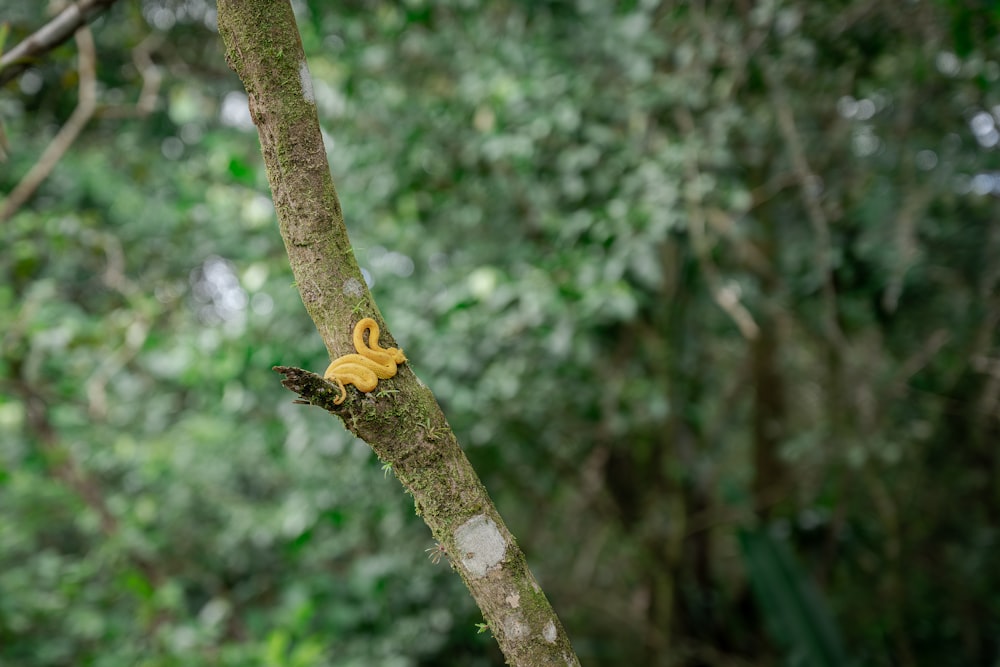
[739,528,850,667]
[264,629,291,667]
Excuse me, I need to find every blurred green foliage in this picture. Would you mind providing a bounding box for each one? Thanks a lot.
[2,1,998,665]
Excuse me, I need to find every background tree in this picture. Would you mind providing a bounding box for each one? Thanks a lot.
[1,1,998,665]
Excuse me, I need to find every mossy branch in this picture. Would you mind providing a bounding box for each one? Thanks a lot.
[217,1,579,664]
[272,366,343,411]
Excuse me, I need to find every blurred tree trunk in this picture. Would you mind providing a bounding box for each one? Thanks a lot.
[751,275,788,515]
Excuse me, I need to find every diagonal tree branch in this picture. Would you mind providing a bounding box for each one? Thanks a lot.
[0,0,120,86]
[216,2,580,664]
[1,24,97,221]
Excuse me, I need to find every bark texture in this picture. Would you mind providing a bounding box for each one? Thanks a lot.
[216,2,579,664]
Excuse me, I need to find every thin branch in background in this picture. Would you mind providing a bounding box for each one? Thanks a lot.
[882,182,929,313]
[0,25,96,221]
[761,62,847,351]
[0,0,120,86]
[99,33,163,119]
[749,171,799,209]
[891,329,951,393]
[675,107,760,341]
[17,381,119,537]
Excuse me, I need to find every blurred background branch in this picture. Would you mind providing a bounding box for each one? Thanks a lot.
[0,0,120,86]
[1,25,96,221]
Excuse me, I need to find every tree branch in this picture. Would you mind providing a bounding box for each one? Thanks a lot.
[761,61,848,352]
[675,107,760,341]
[0,0,120,86]
[217,2,579,664]
[1,24,97,221]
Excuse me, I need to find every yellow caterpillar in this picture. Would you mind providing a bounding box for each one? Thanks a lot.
[323,318,406,404]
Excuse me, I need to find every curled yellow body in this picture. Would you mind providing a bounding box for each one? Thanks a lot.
[323,318,406,404]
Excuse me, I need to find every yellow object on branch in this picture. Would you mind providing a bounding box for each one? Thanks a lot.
[323,318,406,404]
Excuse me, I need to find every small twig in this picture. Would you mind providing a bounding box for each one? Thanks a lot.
[1,25,97,221]
[0,0,120,86]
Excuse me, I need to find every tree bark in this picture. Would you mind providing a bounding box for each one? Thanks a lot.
[215,2,579,664]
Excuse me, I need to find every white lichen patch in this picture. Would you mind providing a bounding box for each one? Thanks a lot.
[299,60,315,104]
[502,612,530,640]
[505,591,520,608]
[342,277,363,297]
[454,514,506,578]
[543,620,558,643]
